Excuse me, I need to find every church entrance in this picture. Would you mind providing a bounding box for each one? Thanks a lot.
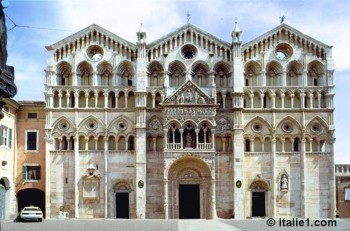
[179,184,200,219]
[166,156,215,219]
[252,192,265,217]
[115,192,129,218]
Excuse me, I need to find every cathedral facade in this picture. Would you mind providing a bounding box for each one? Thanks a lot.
[44,22,335,219]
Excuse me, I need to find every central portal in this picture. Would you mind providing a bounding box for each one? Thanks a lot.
[179,184,200,219]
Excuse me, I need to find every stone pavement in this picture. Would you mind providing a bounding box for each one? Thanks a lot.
[1,219,350,231]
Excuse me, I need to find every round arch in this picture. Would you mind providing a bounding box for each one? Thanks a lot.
[17,188,45,217]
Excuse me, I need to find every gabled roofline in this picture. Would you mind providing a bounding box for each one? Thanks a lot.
[46,24,136,51]
[242,23,332,50]
[147,23,231,49]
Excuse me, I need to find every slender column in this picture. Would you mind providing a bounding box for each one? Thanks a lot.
[85,137,89,150]
[179,129,183,149]
[271,138,277,217]
[164,129,168,150]
[94,91,98,108]
[58,93,62,108]
[95,138,98,150]
[260,93,264,108]
[74,93,79,109]
[251,138,255,152]
[222,94,226,109]
[66,94,70,108]
[281,93,285,109]
[211,129,215,150]
[291,93,295,109]
[250,94,254,108]
[74,135,80,218]
[125,93,128,108]
[309,93,314,108]
[152,93,156,108]
[104,137,108,218]
[195,129,199,149]
[271,93,276,109]
[301,92,305,109]
[85,92,89,108]
[211,179,217,219]
[164,179,169,219]
[301,138,307,218]
[282,139,285,152]
[317,93,321,108]
[104,92,108,109]
[58,138,62,150]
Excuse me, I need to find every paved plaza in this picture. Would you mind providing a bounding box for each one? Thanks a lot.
[1,219,350,231]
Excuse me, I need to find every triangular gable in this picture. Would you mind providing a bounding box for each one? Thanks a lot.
[46,24,136,51]
[163,80,215,105]
[147,23,231,50]
[242,23,332,58]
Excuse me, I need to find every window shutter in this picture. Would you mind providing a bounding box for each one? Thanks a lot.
[0,125,3,145]
[22,166,27,180]
[8,128,12,148]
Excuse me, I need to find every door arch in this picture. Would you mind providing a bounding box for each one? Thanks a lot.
[250,179,269,217]
[166,156,215,219]
[17,188,45,217]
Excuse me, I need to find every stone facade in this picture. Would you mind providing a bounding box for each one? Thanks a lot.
[44,22,335,219]
[335,165,350,218]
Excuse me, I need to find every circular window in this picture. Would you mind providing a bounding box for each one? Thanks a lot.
[1,160,7,167]
[87,45,104,62]
[282,122,293,133]
[275,43,293,60]
[252,123,262,132]
[181,44,197,60]
[86,120,97,131]
[311,122,322,133]
[59,121,69,131]
[116,120,128,131]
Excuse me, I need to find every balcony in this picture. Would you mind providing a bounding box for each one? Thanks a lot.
[165,142,214,152]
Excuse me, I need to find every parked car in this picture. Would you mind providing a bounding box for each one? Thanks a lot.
[20,206,43,222]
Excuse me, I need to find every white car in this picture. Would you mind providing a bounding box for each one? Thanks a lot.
[20,206,43,222]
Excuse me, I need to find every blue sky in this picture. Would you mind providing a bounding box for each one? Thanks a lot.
[3,0,350,163]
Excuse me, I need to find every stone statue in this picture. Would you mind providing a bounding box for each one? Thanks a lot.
[0,2,17,119]
[179,93,184,104]
[185,90,193,103]
[281,174,288,191]
[185,133,192,148]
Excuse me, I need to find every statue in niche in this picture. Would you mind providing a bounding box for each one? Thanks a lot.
[179,93,185,104]
[185,90,193,103]
[185,133,193,148]
[280,174,288,192]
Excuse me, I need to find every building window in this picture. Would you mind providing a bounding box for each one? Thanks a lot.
[345,188,350,201]
[27,113,38,119]
[22,165,41,181]
[25,130,38,152]
[0,125,12,148]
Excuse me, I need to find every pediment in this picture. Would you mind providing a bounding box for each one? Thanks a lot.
[162,80,215,105]
[46,24,136,51]
[242,23,332,60]
[147,23,230,50]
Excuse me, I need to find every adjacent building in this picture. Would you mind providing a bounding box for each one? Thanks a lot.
[43,22,336,219]
[15,101,46,217]
[0,99,18,219]
[335,164,350,218]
